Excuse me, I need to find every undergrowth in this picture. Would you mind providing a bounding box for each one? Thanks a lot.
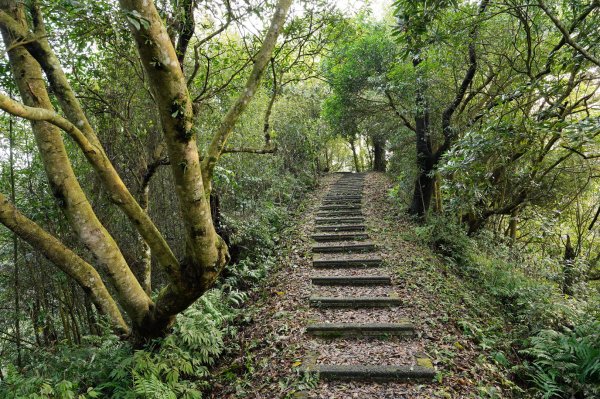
[412,214,600,398]
[0,178,312,399]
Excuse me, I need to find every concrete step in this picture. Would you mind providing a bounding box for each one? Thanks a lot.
[309,296,402,308]
[312,364,435,382]
[315,217,365,225]
[306,322,415,337]
[319,205,362,211]
[311,275,391,286]
[311,233,369,242]
[313,256,382,268]
[315,225,366,232]
[311,242,375,253]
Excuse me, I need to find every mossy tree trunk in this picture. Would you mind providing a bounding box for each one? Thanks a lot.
[0,0,292,341]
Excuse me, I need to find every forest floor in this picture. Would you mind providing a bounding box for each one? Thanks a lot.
[206,172,516,399]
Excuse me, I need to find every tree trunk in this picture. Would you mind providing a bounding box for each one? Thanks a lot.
[8,102,21,367]
[433,174,442,213]
[409,58,433,217]
[350,139,361,172]
[373,137,386,172]
[563,235,576,296]
[507,210,518,241]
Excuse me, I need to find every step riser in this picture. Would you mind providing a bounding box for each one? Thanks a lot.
[312,246,375,254]
[309,299,402,308]
[315,219,365,225]
[306,324,415,338]
[319,207,362,212]
[311,277,391,286]
[315,226,365,232]
[317,211,363,217]
[311,365,435,382]
[313,259,381,268]
[311,234,369,242]
[324,198,362,202]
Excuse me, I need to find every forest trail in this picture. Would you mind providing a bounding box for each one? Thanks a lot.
[208,173,498,399]
[304,173,436,384]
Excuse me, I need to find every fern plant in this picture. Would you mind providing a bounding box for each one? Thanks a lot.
[521,320,600,398]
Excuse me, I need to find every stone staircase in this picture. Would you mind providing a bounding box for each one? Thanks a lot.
[303,173,436,383]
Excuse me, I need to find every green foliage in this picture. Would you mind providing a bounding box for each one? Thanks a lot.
[416,215,600,397]
[413,215,470,264]
[522,320,600,398]
[0,288,248,398]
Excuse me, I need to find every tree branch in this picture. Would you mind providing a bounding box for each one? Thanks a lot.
[201,0,293,188]
[537,0,600,68]
[0,192,128,334]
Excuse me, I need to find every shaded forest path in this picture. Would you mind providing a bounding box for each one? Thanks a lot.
[208,173,496,398]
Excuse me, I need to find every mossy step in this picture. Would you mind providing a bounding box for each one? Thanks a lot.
[311,242,375,253]
[309,296,402,308]
[313,256,382,267]
[315,225,366,232]
[310,275,391,285]
[311,233,369,242]
[306,322,415,337]
[311,365,435,382]
[315,217,365,225]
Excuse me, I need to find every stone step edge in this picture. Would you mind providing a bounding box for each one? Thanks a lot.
[310,276,391,285]
[305,364,435,382]
[309,296,402,308]
[305,322,415,337]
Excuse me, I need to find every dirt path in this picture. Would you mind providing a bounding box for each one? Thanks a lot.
[207,173,509,399]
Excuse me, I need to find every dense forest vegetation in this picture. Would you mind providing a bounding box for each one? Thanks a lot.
[0,0,598,397]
